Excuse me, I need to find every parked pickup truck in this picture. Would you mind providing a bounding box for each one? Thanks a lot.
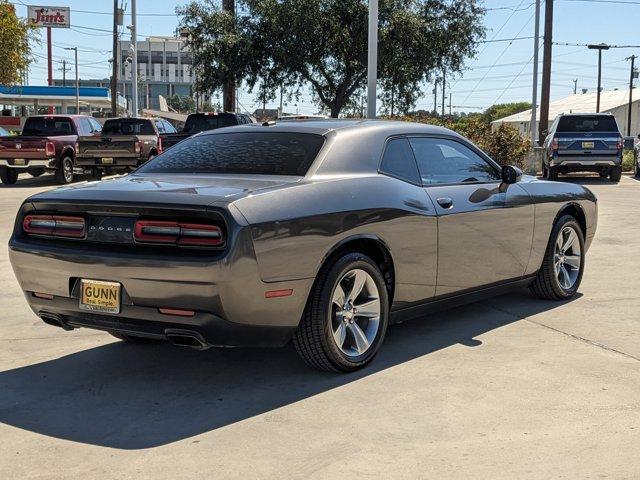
[542,113,624,182]
[0,115,102,185]
[160,112,255,150]
[76,117,176,178]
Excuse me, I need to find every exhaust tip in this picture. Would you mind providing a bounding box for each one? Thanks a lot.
[165,329,209,350]
[39,313,74,331]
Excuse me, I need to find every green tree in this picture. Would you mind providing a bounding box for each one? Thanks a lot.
[167,94,196,113]
[178,0,485,118]
[482,102,532,123]
[0,1,38,85]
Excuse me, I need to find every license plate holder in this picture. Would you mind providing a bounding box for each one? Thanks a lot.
[101,157,114,164]
[79,279,121,314]
[14,158,25,165]
[582,141,595,149]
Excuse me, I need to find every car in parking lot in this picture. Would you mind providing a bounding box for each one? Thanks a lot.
[0,115,102,185]
[541,113,623,182]
[8,120,598,372]
[76,117,175,179]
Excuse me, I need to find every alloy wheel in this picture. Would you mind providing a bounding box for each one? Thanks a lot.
[330,269,381,357]
[554,226,582,290]
[63,158,74,183]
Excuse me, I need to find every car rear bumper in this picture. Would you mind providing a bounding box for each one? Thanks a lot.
[0,158,55,169]
[30,294,295,347]
[76,156,140,167]
[550,155,621,168]
[8,229,312,347]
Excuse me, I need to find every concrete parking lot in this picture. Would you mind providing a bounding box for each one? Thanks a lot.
[0,173,639,479]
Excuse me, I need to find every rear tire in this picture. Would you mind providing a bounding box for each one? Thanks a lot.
[55,156,75,184]
[541,163,549,179]
[89,168,103,181]
[109,331,161,344]
[548,165,559,181]
[0,167,18,185]
[530,215,585,300]
[609,166,622,182]
[635,159,640,178]
[293,252,389,372]
[598,170,609,178]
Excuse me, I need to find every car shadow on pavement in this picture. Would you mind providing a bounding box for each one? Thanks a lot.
[0,289,578,450]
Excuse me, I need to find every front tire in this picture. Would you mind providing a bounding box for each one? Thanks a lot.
[0,167,18,185]
[530,215,585,300]
[293,252,389,372]
[55,156,75,184]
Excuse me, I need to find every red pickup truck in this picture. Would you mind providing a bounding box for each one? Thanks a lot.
[0,115,102,185]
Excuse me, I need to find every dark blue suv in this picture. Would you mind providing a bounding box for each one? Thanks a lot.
[542,113,623,182]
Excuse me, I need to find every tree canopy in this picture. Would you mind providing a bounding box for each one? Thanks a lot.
[0,1,37,86]
[481,102,532,123]
[178,0,485,117]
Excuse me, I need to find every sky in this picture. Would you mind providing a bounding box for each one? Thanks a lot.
[10,0,640,115]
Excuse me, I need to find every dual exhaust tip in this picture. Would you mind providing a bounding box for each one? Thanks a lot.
[38,313,209,350]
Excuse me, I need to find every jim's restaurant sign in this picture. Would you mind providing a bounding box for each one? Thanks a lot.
[27,6,70,28]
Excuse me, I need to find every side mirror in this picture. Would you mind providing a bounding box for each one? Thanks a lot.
[501,165,522,184]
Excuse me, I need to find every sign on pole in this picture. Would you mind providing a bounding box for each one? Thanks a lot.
[27,6,70,28]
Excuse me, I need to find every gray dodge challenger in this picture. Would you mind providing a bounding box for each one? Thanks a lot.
[9,120,597,372]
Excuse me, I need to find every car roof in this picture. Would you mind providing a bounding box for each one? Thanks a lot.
[557,112,615,117]
[201,119,458,137]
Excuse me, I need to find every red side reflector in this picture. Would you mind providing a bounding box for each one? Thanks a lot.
[33,292,54,300]
[158,308,195,317]
[265,289,294,298]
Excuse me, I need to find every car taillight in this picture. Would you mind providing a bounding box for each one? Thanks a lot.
[157,136,163,154]
[134,220,223,247]
[617,137,623,150]
[551,137,559,150]
[22,215,86,238]
[135,141,142,154]
[45,141,55,156]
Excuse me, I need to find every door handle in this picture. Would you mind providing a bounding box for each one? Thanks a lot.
[436,197,453,209]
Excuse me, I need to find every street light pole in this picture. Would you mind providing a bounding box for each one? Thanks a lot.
[530,0,540,144]
[588,43,610,113]
[64,47,79,113]
[367,0,378,119]
[130,0,139,116]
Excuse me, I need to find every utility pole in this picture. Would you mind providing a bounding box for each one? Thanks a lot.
[530,0,541,144]
[64,47,79,113]
[222,0,236,112]
[367,0,378,118]
[441,68,445,116]
[130,0,138,116]
[626,55,637,136]
[47,27,53,113]
[111,0,119,115]
[573,79,578,94]
[538,0,553,145]
[448,92,452,116]
[433,79,438,115]
[588,43,610,113]
[58,60,70,86]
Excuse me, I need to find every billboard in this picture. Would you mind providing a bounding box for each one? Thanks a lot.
[27,6,70,28]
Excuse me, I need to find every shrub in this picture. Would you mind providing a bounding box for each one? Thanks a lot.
[622,150,635,172]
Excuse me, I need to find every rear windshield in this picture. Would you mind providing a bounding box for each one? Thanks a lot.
[22,117,73,136]
[183,114,238,133]
[103,119,155,135]
[137,132,325,176]
[557,115,619,133]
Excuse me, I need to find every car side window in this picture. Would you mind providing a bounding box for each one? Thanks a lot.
[409,137,500,185]
[155,120,165,134]
[379,137,421,184]
[163,120,177,133]
[79,118,93,136]
[89,118,102,133]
